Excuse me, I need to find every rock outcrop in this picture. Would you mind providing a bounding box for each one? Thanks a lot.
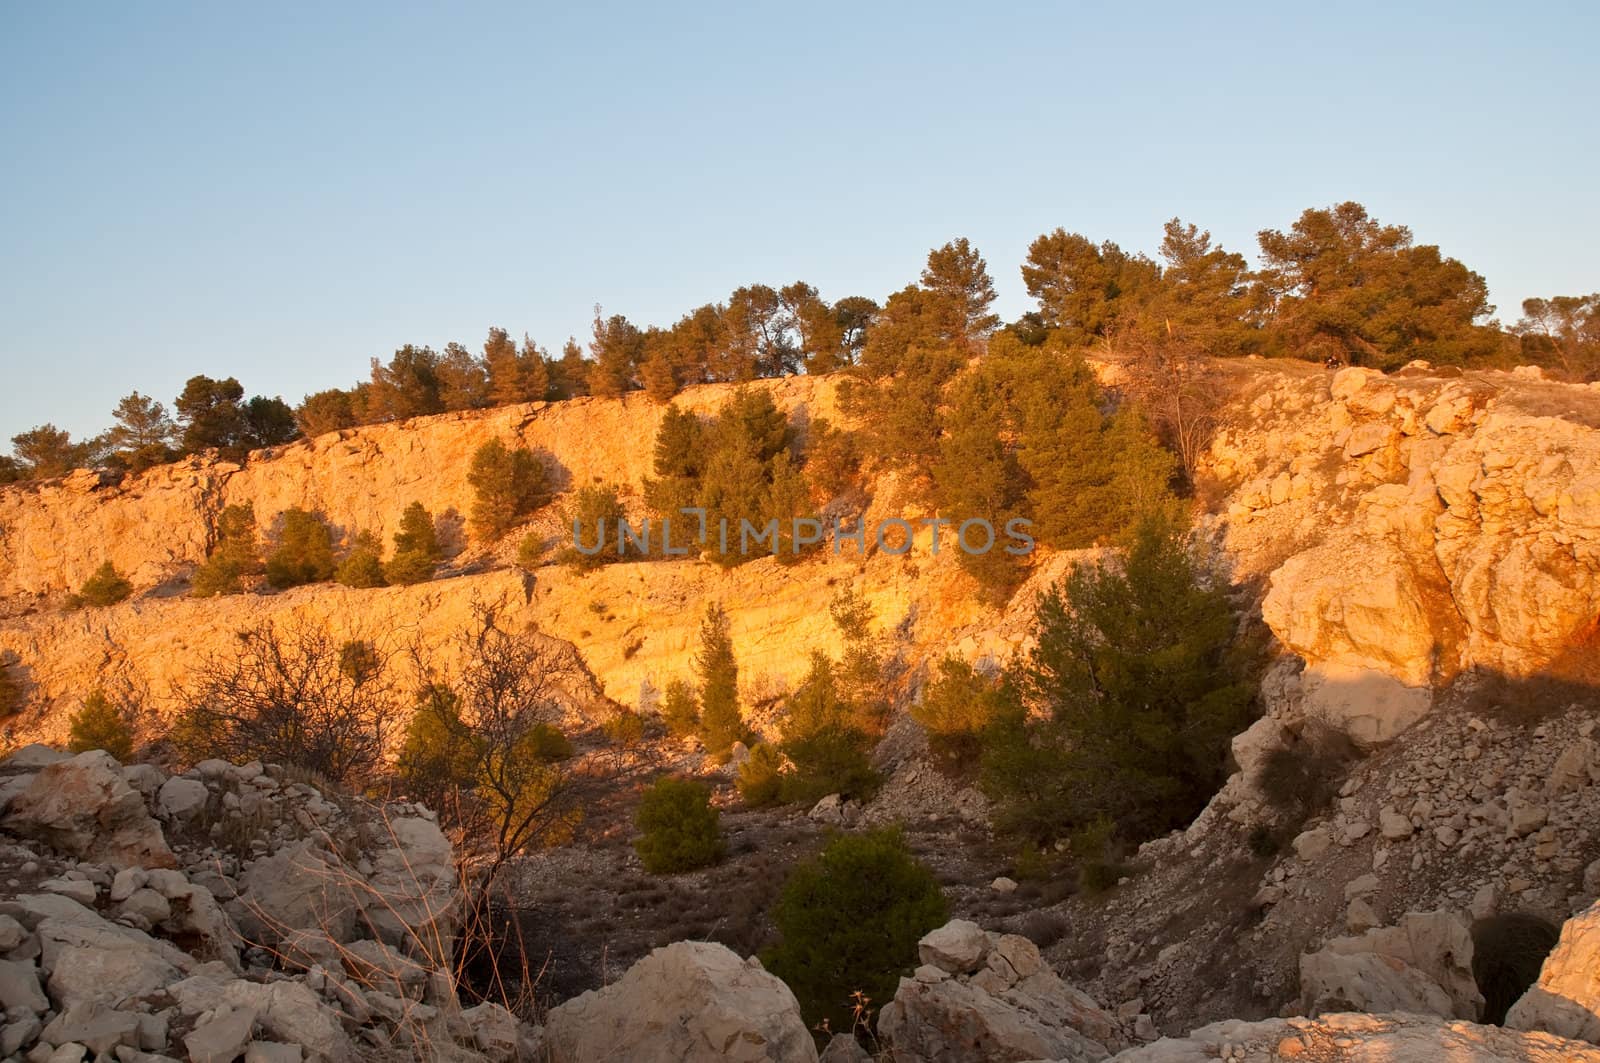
[1299,909,1483,1020]
[1506,897,1600,1044]
[1110,1011,1600,1062]
[876,919,1120,1062]
[0,746,538,1062]
[542,940,817,1063]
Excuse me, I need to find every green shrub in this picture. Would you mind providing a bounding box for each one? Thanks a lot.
[777,652,879,804]
[762,828,947,1032]
[192,503,259,597]
[334,531,387,588]
[468,439,553,541]
[384,502,441,585]
[634,776,724,874]
[67,690,136,760]
[912,655,1008,761]
[604,709,645,747]
[515,532,545,571]
[265,508,336,588]
[561,483,626,571]
[737,743,784,807]
[981,514,1256,846]
[70,561,133,608]
[695,603,746,759]
[394,685,480,808]
[661,679,700,740]
[1258,721,1361,822]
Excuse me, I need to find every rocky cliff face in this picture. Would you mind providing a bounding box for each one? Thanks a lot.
[2,361,1598,754]
[1201,363,1600,745]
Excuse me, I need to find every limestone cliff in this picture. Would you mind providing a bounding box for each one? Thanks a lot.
[2,361,1598,754]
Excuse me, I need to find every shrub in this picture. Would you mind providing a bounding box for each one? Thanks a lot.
[695,603,745,758]
[173,620,400,783]
[384,502,441,585]
[982,513,1256,846]
[1258,721,1361,823]
[192,503,259,597]
[515,532,545,571]
[70,561,134,608]
[394,684,479,810]
[562,483,626,571]
[67,689,136,760]
[334,531,387,588]
[634,776,724,874]
[737,743,784,807]
[762,828,947,1032]
[398,609,591,896]
[777,652,880,805]
[661,679,700,740]
[603,708,645,747]
[912,655,1007,760]
[264,508,336,588]
[468,439,553,541]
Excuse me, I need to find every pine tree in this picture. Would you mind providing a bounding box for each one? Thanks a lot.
[68,689,136,760]
[983,515,1255,843]
[643,405,704,516]
[661,678,700,739]
[385,502,440,585]
[192,503,259,597]
[334,530,387,588]
[264,508,336,588]
[71,561,134,608]
[695,603,743,758]
[468,439,552,541]
[106,392,177,472]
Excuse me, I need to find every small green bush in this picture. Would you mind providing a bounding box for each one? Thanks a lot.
[192,503,259,597]
[912,655,1007,761]
[661,678,700,740]
[67,690,136,760]
[468,439,553,541]
[70,561,134,608]
[777,652,879,804]
[561,483,626,571]
[515,532,545,571]
[762,828,947,1032]
[737,743,784,807]
[334,531,387,588]
[634,776,724,874]
[604,709,645,747]
[384,502,441,585]
[265,508,336,588]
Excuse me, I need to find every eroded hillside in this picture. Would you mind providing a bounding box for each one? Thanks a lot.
[2,361,1599,756]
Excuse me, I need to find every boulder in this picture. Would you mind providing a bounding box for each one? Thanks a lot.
[1112,1011,1600,1062]
[4,751,176,868]
[1300,910,1482,1021]
[543,941,815,1062]
[357,812,459,954]
[0,959,48,1013]
[23,892,189,1009]
[1506,898,1600,1043]
[155,777,209,820]
[234,840,360,945]
[461,1001,526,1062]
[919,920,989,974]
[877,924,1114,1063]
[184,1005,256,1063]
[41,1003,143,1055]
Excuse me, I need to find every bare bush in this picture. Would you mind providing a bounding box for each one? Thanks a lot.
[174,620,403,784]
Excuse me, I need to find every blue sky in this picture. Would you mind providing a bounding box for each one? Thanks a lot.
[2,2,1596,444]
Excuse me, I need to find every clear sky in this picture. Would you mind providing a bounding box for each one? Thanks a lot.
[2,1,1596,444]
